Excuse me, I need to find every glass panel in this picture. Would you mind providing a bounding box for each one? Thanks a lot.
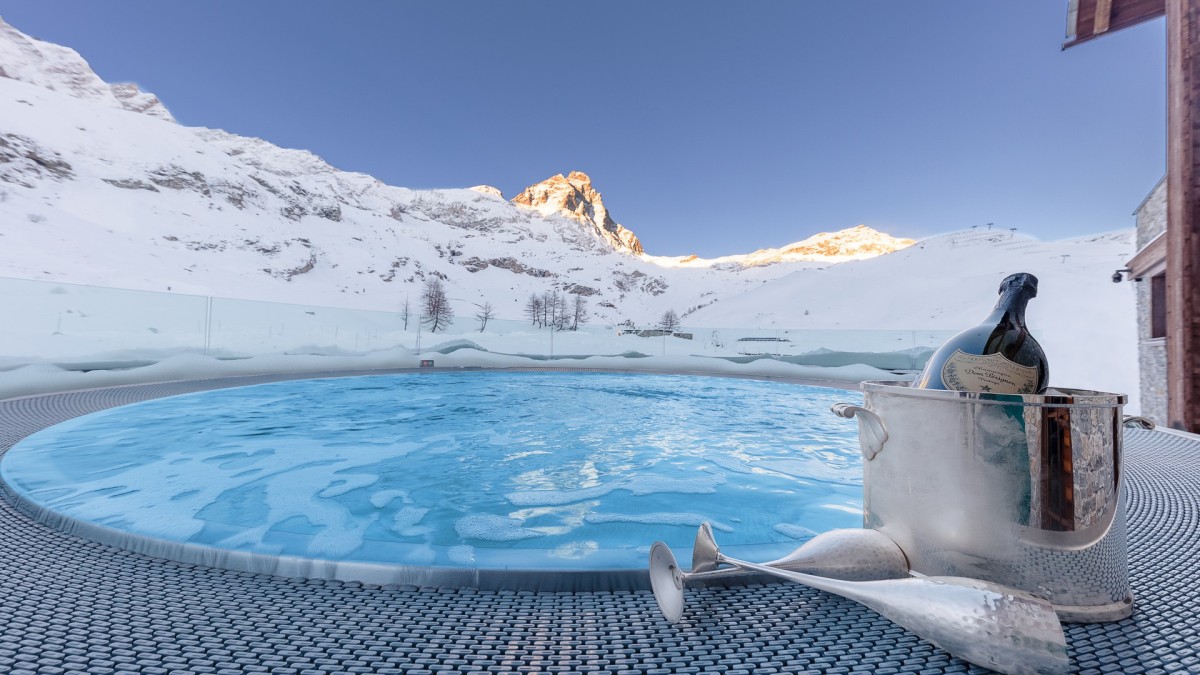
[0,277,208,369]
[207,297,408,357]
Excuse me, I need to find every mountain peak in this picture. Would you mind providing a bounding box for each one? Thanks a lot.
[0,17,174,122]
[512,171,643,255]
[469,184,504,199]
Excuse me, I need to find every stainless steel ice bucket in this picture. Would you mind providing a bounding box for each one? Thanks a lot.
[833,381,1133,622]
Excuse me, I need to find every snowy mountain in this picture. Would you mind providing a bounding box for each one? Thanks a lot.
[0,18,1140,403]
[0,16,880,323]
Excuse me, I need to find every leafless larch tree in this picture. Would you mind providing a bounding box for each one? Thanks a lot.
[421,278,454,332]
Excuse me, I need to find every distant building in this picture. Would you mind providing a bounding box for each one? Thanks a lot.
[1127,177,1167,423]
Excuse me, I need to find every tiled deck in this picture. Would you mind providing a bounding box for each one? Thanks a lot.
[0,372,1196,674]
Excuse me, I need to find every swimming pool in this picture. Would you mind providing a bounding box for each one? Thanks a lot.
[0,371,864,587]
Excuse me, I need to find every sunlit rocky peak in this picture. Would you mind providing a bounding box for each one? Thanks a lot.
[647,224,916,269]
[512,171,644,255]
[469,185,504,199]
[766,225,916,262]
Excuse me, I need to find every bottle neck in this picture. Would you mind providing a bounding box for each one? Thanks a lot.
[986,285,1034,325]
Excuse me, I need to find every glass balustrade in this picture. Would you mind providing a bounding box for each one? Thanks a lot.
[0,276,954,374]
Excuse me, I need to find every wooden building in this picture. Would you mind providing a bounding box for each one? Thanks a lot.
[1066,0,1199,432]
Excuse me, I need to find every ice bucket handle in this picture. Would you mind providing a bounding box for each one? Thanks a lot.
[1122,415,1155,430]
[831,403,888,460]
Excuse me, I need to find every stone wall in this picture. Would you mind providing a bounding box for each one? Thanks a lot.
[1135,179,1168,247]
[1135,179,1167,424]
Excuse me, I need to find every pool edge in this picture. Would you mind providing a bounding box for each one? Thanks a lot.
[0,472,668,591]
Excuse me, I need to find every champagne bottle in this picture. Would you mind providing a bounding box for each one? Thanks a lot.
[914,272,1048,394]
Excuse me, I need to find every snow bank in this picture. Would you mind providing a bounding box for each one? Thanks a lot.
[0,349,883,402]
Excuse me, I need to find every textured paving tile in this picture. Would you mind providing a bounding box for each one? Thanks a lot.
[0,373,1195,673]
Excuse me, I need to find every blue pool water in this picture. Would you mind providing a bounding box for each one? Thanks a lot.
[1,372,864,571]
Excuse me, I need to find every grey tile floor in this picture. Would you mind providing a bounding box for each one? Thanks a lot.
[0,372,1196,674]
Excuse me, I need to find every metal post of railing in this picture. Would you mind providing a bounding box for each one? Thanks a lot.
[203,296,212,356]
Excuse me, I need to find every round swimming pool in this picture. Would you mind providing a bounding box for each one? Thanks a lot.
[0,371,864,587]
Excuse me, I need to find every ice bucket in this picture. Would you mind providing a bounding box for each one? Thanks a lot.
[833,381,1133,622]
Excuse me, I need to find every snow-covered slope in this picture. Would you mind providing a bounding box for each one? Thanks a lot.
[0,18,1139,404]
[685,228,1137,400]
[687,229,1131,328]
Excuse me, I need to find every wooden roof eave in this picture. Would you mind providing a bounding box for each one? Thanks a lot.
[1063,0,1166,49]
[1127,231,1167,278]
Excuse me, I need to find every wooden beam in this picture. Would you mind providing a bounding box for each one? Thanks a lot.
[1096,0,1115,33]
[1166,0,1200,431]
[1065,0,1165,48]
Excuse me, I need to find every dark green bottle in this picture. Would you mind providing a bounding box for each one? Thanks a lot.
[914,272,1048,394]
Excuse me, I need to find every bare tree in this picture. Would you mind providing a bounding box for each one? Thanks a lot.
[542,290,560,328]
[553,292,569,330]
[421,278,454,332]
[659,309,680,333]
[401,295,410,330]
[525,293,544,327]
[570,295,588,331]
[475,301,495,333]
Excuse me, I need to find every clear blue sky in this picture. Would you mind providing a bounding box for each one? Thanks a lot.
[0,1,1167,256]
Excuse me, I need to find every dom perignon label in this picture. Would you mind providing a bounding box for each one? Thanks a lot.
[940,349,1039,394]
